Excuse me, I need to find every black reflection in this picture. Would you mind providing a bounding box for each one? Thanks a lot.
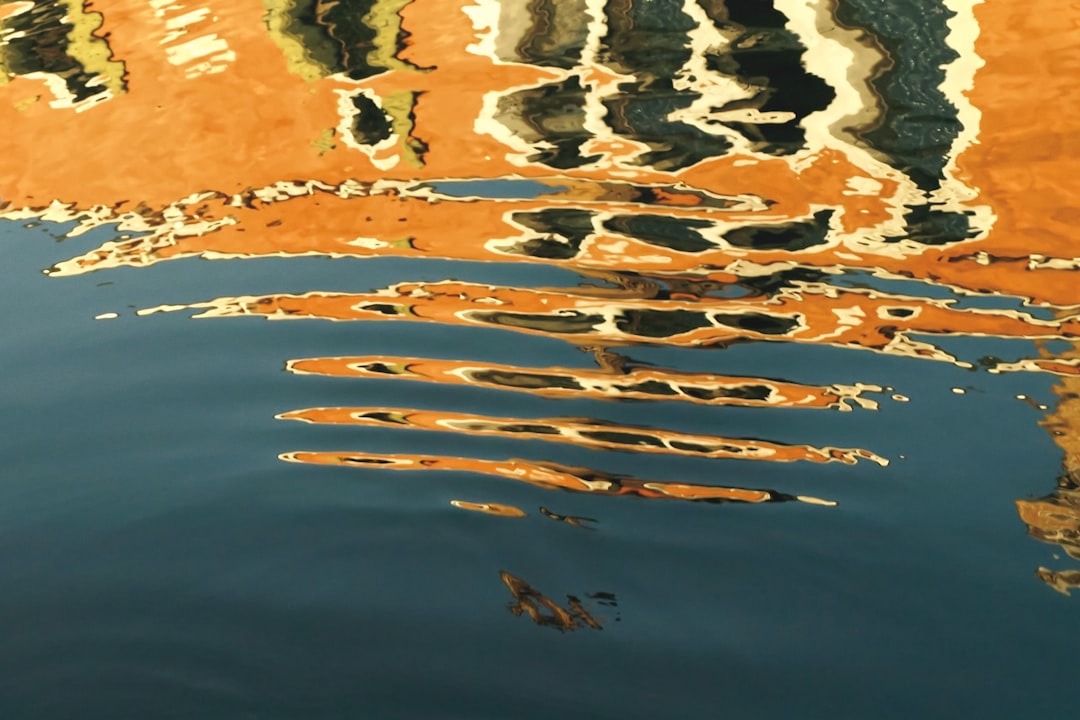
[723,210,833,252]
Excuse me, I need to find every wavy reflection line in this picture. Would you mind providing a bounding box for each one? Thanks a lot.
[277,407,885,466]
[279,450,838,506]
[285,355,880,411]
[142,280,1080,370]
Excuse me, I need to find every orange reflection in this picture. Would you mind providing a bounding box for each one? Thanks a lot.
[278,405,886,465]
[286,355,879,410]
[2,0,1072,318]
[147,280,1080,371]
[279,450,837,506]
[15,0,1072,310]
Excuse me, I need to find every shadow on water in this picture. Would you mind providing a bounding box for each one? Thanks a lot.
[2,0,1079,716]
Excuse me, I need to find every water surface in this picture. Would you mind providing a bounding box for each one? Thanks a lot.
[1,1,1078,717]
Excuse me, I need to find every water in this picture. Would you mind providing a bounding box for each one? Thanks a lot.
[1,1,1078,717]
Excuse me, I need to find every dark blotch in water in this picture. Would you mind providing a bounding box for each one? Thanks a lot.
[497,76,601,169]
[737,267,833,297]
[615,309,714,338]
[667,440,719,454]
[622,380,680,397]
[508,208,595,259]
[603,214,715,253]
[475,311,604,335]
[359,303,402,316]
[349,93,394,146]
[358,411,410,425]
[358,362,402,375]
[494,423,563,436]
[892,205,977,246]
[580,431,668,448]
[681,384,773,401]
[471,370,584,392]
[723,210,833,251]
[710,312,799,335]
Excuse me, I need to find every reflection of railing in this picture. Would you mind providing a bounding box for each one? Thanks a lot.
[278,405,886,464]
[141,280,1080,371]
[4,0,1080,591]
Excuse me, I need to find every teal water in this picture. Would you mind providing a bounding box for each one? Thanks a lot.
[1,218,1076,718]
[2,1,1079,718]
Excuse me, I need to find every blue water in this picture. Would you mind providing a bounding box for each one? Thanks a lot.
[2,0,1079,717]
[1,214,1076,719]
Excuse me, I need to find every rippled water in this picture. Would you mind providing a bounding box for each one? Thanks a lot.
[2,1,1078,717]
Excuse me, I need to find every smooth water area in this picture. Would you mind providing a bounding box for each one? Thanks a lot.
[1,1,1078,717]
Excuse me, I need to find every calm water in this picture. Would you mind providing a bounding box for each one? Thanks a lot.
[1,1,1078,717]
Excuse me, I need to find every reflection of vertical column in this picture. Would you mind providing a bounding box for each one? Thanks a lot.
[673,0,837,156]
[263,0,422,81]
[484,0,835,172]
[263,0,428,169]
[600,0,835,168]
[793,0,985,246]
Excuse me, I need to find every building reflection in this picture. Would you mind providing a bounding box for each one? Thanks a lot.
[3,1,1079,590]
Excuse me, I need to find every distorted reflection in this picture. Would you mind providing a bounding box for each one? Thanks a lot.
[280,451,838,506]
[286,354,880,410]
[500,571,614,632]
[1018,357,1080,593]
[2,0,1077,592]
[142,280,1078,372]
